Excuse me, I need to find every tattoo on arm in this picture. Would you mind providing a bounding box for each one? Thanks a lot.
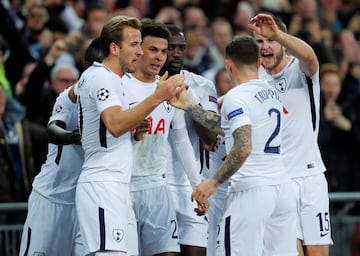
[186,104,223,135]
[213,125,251,184]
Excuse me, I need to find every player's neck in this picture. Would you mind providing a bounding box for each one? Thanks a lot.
[266,55,291,75]
[133,70,156,83]
[102,58,125,77]
[234,68,258,85]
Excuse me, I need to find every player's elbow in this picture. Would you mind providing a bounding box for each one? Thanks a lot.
[301,53,319,77]
[239,146,251,159]
[107,125,127,138]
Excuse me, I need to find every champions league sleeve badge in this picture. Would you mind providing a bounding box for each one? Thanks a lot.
[54,104,63,113]
[97,88,110,101]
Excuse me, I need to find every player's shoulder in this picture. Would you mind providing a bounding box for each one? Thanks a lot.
[183,70,215,89]
[121,73,135,87]
[56,87,73,105]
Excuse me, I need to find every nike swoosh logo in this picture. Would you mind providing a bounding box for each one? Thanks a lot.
[320,232,329,237]
[129,101,138,106]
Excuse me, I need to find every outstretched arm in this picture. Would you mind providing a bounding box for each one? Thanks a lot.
[248,13,318,76]
[102,72,185,137]
[170,89,224,136]
[191,125,252,213]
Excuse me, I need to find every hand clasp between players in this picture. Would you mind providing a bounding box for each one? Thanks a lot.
[156,71,186,102]
[191,179,219,216]
[168,86,194,111]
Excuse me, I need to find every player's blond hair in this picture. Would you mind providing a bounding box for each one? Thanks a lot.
[100,16,141,57]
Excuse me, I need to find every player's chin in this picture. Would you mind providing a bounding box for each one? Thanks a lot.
[127,65,137,73]
[169,63,181,71]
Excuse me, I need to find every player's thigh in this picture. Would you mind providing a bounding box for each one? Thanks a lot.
[216,187,278,256]
[303,244,329,256]
[207,187,227,256]
[263,183,298,256]
[76,182,137,255]
[19,191,77,256]
[171,187,208,248]
[295,174,332,245]
[132,186,180,256]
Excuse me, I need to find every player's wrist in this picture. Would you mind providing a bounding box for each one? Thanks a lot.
[210,177,221,187]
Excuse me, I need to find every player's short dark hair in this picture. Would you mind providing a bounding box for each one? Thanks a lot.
[225,35,259,67]
[84,38,103,68]
[165,23,182,34]
[140,19,170,42]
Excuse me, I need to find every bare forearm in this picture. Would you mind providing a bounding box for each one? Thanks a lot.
[212,126,251,184]
[275,31,315,61]
[275,31,318,75]
[186,104,223,135]
[193,120,218,145]
[104,94,162,137]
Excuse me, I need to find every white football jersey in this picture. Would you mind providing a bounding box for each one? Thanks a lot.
[32,87,83,204]
[76,62,133,183]
[167,70,218,187]
[122,74,190,189]
[221,79,289,192]
[259,57,326,178]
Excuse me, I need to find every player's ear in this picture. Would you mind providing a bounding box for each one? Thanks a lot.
[257,58,262,68]
[110,42,119,56]
[225,59,232,74]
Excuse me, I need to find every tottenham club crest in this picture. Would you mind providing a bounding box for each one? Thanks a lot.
[163,101,172,113]
[274,78,287,93]
[113,229,124,242]
[97,88,110,101]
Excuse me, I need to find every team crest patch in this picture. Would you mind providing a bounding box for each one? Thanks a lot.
[113,229,124,242]
[227,108,243,120]
[55,105,63,113]
[163,101,172,113]
[274,78,287,93]
[97,88,110,101]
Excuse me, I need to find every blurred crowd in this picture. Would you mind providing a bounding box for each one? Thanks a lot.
[0,0,359,203]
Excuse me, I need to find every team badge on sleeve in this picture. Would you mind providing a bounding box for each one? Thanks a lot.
[227,108,244,120]
[97,88,110,101]
[113,229,124,242]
